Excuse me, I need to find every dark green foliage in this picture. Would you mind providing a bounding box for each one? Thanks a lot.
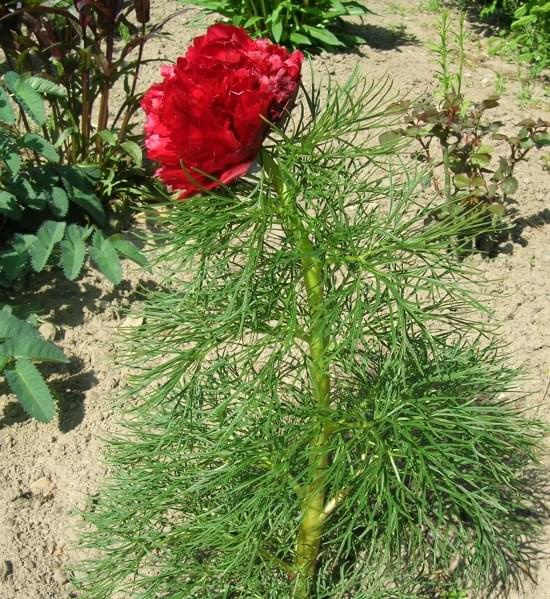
[74,75,544,598]
[0,72,150,288]
[0,307,68,422]
[457,1,550,74]
[184,0,370,48]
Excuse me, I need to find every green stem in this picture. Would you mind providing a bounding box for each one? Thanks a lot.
[261,150,331,599]
[442,144,452,206]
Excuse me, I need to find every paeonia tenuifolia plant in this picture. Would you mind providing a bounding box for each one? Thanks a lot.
[76,24,544,599]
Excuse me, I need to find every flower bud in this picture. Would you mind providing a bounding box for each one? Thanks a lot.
[134,0,150,24]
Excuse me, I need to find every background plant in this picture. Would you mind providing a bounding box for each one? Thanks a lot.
[454,1,550,75]
[386,12,549,250]
[0,0,170,212]
[183,0,369,48]
[0,72,149,288]
[75,74,544,598]
[0,306,68,423]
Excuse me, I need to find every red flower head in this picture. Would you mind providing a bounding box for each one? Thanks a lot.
[141,24,303,199]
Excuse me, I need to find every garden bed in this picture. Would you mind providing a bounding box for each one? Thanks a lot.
[0,1,549,597]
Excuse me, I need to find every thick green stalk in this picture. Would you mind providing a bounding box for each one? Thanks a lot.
[261,151,331,598]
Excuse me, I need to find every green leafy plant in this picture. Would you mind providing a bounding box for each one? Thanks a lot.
[0,0,168,210]
[74,73,544,598]
[0,307,68,422]
[509,0,550,74]
[457,1,549,75]
[183,0,370,48]
[0,71,149,287]
[386,13,549,250]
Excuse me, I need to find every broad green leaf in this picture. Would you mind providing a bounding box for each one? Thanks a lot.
[90,231,122,285]
[98,129,117,146]
[110,235,151,271]
[454,173,470,189]
[0,87,15,124]
[48,187,69,218]
[471,152,491,167]
[271,19,283,43]
[0,190,21,219]
[501,176,518,195]
[3,333,67,363]
[0,249,28,283]
[290,32,312,46]
[4,359,56,422]
[30,221,66,272]
[4,151,21,175]
[0,309,35,341]
[57,165,106,225]
[59,225,87,280]
[25,76,67,98]
[0,344,9,371]
[303,26,344,46]
[4,71,46,126]
[342,1,369,15]
[22,133,60,163]
[120,141,143,166]
[69,192,106,225]
[0,311,67,364]
[534,132,550,146]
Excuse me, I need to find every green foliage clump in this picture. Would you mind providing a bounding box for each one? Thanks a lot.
[0,72,149,287]
[0,307,68,422]
[74,74,544,598]
[184,0,370,48]
[457,1,550,75]
[386,13,549,251]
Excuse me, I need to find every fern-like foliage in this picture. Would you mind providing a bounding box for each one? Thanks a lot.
[74,75,545,598]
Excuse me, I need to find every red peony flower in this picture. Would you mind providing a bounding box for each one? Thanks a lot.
[141,24,303,199]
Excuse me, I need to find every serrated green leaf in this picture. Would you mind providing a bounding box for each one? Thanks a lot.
[48,187,69,218]
[4,359,56,422]
[4,71,46,126]
[4,151,21,175]
[3,333,67,363]
[0,87,15,124]
[57,166,106,225]
[25,76,67,98]
[0,311,67,364]
[30,221,66,272]
[90,231,122,285]
[0,249,28,283]
[0,190,21,219]
[59,225,87,280]
[22,133,60,163]
[110,235,151,271]
[120,140,142,166]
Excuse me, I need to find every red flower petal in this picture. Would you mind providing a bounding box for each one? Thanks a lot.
[141,24,303,199]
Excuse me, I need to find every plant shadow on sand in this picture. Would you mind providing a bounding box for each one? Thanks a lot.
[480,207,550,257]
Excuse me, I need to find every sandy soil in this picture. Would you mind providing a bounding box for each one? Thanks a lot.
[0,1,549,597]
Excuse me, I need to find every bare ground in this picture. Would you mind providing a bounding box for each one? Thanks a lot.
[0,1,549,597]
